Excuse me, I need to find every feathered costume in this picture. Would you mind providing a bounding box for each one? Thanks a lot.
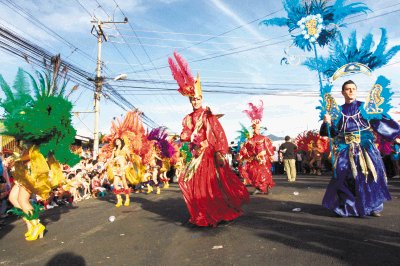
[169,51,249,227]
[295,130,329,175]
[314,29,400,216]
[260,0,370,51]
[101,110,151,205]
[0,55,79,240]
[303,29,400,79]
[260,0,371,172]
[0,60,79,198]
[239,100,275,193]
[147,127,175,190]
[235,124,252,184]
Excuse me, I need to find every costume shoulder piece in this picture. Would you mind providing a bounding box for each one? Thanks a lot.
[359,75,393,120]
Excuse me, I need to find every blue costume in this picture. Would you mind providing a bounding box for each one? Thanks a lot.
[320,100,400,217]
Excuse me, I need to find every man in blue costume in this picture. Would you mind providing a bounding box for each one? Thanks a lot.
[320,80,400,217]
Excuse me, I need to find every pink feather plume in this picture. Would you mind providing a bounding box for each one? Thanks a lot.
[243,100,264,122]
[168,51,195,96]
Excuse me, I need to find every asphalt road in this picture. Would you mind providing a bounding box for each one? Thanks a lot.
[1,175,399,266]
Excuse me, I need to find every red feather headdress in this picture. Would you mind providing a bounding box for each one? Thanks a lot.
[243,100,264,125]
[295,130,329,153]
[168,51,202,97]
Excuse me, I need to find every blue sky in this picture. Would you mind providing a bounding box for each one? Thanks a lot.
[0,0,399,143]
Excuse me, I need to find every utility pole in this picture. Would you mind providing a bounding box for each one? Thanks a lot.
[90,17,128,159]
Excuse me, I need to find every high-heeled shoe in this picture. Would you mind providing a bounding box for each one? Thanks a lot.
[23,218,33,237]
[25,226,34,238]
[163,182,169,189]
[25,223,45,241]
[124,195,130,206]
[146,184,153,194]
[115,195,123,207]
[156,187,161,195]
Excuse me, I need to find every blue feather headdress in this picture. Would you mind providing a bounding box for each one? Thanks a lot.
[235,123,251,153]
[260,0,370,51]
[303,29,400,78]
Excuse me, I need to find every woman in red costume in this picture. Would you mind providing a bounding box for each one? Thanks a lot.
[238,100,275,195]
[168,52,249,227]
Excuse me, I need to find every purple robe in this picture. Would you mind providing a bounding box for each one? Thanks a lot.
[320,100,400,217]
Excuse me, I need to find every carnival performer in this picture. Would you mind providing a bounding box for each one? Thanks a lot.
[320,79,400,217]
[144,136,163,195]
[235,124,251,185]
[159,157,171,188]
[0,56,80,241]
[238,101,275,195]
[168,52,249,227]
[309,141,323,175]
[147,127,175,192]
[102,111,151,206]
[295,131,329,176]
[110,138,130,207]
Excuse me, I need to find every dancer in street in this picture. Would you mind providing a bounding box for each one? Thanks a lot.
[321,79,400,217]
[0,56,79,240]
[239,100,275,195]
[168,51,249,227]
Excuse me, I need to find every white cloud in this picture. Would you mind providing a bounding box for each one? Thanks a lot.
[209,0,265,42]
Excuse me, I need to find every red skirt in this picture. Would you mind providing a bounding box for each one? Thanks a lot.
[179,148,249,227]
[243,160,275,193]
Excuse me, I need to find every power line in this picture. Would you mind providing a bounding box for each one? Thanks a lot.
[125,37,292,74]
[122,4,400,75]
[0,0,97,66]
[347,8,400,25]
[75,0,93,17]
[0,24,159,129]
[107,0,182,118]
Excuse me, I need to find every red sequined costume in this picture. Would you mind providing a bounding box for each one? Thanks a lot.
[238,100,275,193]
[179,107,249,227]
[239,134,275,193]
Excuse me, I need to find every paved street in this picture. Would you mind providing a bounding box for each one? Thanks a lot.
[1,175,399,266]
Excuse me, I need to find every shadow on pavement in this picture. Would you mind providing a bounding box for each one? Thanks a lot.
[42,204,79,224]
[0,215,17,240]
[46,252,86,266]
[237,197,400,265]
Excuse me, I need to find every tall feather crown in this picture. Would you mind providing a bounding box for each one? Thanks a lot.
[168,51,202,97]
[243,100,264,125]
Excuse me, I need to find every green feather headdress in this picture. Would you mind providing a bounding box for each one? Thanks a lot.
[0,55,79,166]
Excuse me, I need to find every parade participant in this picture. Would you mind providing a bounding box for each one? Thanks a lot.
[0,56,79,241]
[321,79,400,217]
[110,138,130,207]
[238,100,275,195]
[279,136,298,182]
[235,124,251,184]
[146,127,175,195]
[308,140,323,175]
[159,157,171,188]
[102,111,151,205]
[140,144,161,195]
[168,51,249,227]
[295,130,329,175]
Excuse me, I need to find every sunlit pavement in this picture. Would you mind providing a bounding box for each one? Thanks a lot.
[1,175,399,265]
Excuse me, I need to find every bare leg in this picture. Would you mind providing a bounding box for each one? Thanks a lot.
[9,184,22,209]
